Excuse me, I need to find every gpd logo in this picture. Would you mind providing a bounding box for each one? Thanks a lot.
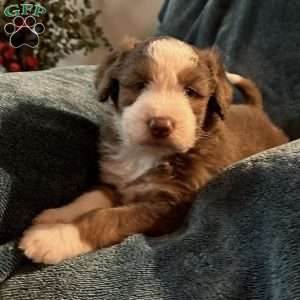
[3,3,47,48]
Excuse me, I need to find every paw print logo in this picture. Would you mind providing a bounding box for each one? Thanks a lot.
[4,16,45,48]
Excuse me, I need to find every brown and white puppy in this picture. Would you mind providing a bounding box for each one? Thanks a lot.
[19,37,289,264]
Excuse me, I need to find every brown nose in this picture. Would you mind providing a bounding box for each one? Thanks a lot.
[148,117,174,138]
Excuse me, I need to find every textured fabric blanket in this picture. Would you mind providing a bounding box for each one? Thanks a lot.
[0,0,300,299]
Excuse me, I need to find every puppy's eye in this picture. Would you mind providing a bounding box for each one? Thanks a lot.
[121,81,146,92]
[184,87,200,99]
[132,82,146,91]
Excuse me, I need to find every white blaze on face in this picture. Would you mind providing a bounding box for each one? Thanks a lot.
[146,38,198,89]
[119,38,199,155]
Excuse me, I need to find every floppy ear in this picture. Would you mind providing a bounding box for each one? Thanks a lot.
[203,48,233,120]
[95,37,140,107]
[95,51,120,104]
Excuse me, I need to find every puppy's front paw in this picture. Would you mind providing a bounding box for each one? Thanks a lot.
[33,208,71,224]
[19,223,92,264]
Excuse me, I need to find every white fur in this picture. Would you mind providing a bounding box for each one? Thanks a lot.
[99,38,199,189]
[120,89,197,154]
[226,72,243,85]
[34,190,113,224]
[19,223,92,264]
[147,38,198,82]
[113,38,198,160]
[101,144,162,187]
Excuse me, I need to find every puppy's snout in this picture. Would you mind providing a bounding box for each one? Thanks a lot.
[148,117,175,138]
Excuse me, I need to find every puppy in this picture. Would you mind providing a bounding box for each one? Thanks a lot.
[20,37,289,264]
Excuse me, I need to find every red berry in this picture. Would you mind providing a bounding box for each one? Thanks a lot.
[0,56,3,65]
[9,62,21,72]
[25,56,38,70]
[0,42,8,52]
[4,47,15,60]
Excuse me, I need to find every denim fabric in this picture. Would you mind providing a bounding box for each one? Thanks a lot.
[157,0,300,139]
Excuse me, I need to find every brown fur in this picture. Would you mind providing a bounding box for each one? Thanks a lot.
[75,37,288,249]
[21,37,289,263]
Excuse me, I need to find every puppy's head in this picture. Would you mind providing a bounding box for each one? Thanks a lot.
[96,36,232,154]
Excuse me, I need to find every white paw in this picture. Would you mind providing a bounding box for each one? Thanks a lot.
[33,208,72,224]
[19,223,92,264]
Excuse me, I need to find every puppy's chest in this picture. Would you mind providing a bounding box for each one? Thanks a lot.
[100,149,173,200]
[101,157,156,187]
